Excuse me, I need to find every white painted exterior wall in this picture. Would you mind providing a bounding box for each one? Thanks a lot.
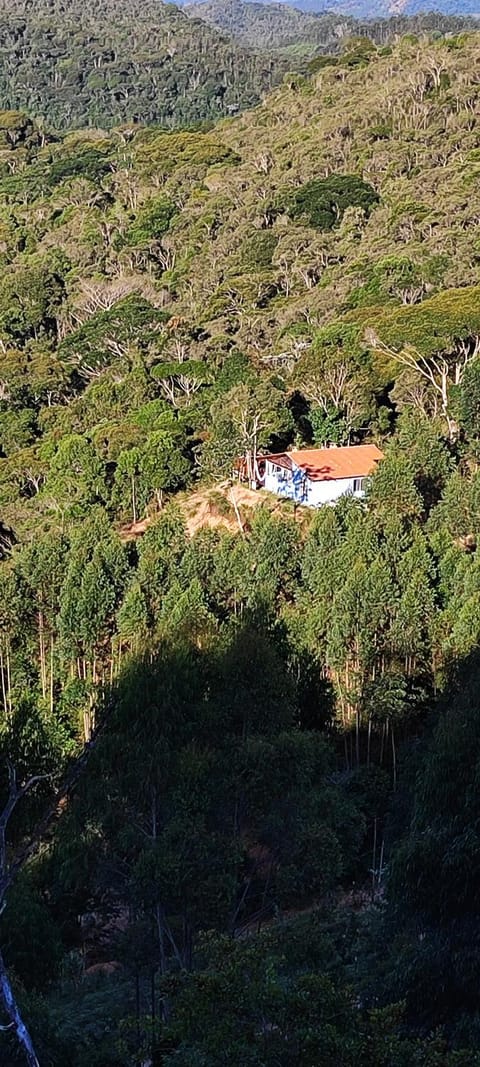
[264,460,294,497]
[263,459,366,507]
[304,476,365,506]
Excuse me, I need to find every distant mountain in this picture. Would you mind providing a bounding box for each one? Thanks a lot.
[184,0,480,18]
[186,0,478,54]
[283,0,480,13]
[186,0,355,53]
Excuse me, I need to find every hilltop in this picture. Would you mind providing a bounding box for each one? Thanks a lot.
[186,0,356,54]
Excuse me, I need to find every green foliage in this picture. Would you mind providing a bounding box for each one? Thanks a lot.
[309,405,349,445]
[0,870,63,989]
[161,918,476,1066]
[0,408,37,456]
[286,175,379,231]
[190,3,477,63]
[348,252,447,309]
[239,230,278,272]
[58,296,168,380]
[457,357,480,442]
[121,198,176,248]
[365,285,480,359]
[203,380,293,479]
[112,427,191,521]
[132,130,238,174]
[380,652,480,1038]
[49,148,112,186]
[0,258,66,346]
[0,0,291,131]
[163,924,363,1066]
[46,434,106,515]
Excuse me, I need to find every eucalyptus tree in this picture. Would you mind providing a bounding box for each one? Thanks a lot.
[58,511,128,735]
[205,380,293,485]
[365,286,480,438]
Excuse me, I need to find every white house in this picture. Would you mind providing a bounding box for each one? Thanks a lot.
[259,444,383,507]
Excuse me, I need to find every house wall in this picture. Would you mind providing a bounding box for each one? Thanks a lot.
[264,461,296,499]
[264,460,366,507]
[305,476,365,506]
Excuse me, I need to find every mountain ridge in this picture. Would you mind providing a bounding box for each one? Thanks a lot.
[186,0,479,52]
[183,0,480,19]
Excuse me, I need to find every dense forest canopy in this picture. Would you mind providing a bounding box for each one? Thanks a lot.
[2,22,480,1067]
[0,0,477,130]
[0,0,288,130]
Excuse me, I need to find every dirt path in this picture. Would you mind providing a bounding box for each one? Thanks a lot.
[119,480,281,542]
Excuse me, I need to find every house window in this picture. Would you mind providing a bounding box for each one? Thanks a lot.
[353,477,365,493]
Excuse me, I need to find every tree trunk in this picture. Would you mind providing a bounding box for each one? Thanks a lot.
[0,948,40,1066]
[371,817,377,903]
[5,648,11,717]
[49,633,55,716]
[132,474,137,524]
[0,647,7,717]
[379,721,385,765]
[38,612,46,700]
[135,971,141,1051]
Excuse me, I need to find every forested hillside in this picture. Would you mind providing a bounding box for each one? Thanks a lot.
[186,2,479,57]
[3,28,480,1066]
[0,0,287,129]
[0,0,476,130]
[186,1,355,55]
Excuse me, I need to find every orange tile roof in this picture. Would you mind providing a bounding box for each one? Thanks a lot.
[266,445,383,482]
